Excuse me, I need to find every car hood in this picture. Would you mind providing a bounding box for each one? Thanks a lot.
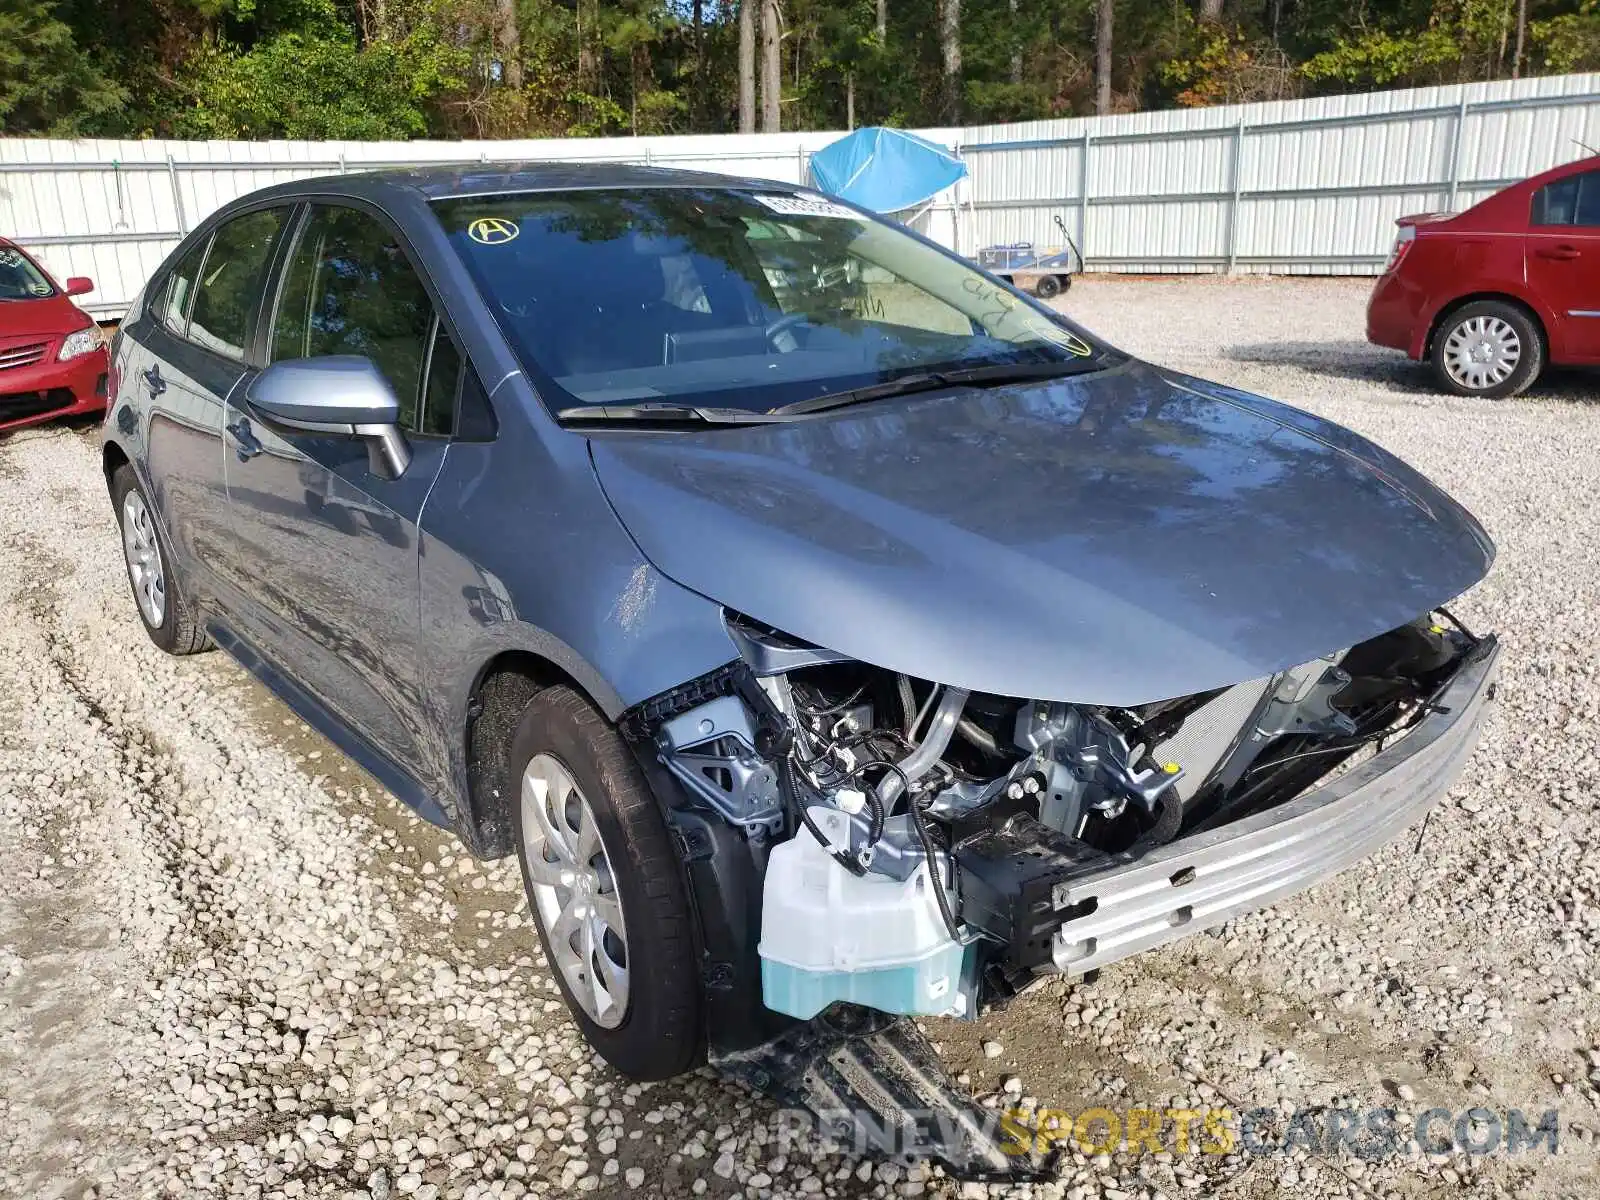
[0,294,89,339]
[588,362,1494,705]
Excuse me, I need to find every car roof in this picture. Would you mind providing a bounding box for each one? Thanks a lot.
[1536,152,1599,183]
[249,161,802,205]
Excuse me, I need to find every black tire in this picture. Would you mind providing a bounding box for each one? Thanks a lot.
[111,464,210,655]
[1034,274,1063,300]
[1429,300,1543,399]
[510,685,703,1080]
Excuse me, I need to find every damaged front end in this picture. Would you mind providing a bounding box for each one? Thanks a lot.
[624,609,1499,1178]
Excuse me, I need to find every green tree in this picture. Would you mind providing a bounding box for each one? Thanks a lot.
[1533,0,1600,70]
[0,0,126,133]
[0,0,1594,140]
[172,27,466,138]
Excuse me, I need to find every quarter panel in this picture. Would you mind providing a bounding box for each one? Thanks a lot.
[1415,233,1560,359]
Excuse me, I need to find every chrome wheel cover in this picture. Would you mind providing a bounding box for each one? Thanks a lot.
[1443,315,1521,392]
[120,490,166,628]
[520,754,629,1028]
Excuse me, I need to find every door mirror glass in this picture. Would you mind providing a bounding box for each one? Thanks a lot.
[64,276,94,297]
[245,355,412,479]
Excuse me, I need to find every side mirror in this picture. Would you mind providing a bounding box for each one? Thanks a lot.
[64,276,94,297]
[245,356,411,479]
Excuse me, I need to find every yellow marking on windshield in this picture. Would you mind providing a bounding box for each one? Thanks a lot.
[468,217,520,245]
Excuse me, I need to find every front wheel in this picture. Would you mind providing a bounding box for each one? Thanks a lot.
[1034,274,1065,300]
[1430,301,1543,398]
[510,685,703,1080]
[111,465,209,655]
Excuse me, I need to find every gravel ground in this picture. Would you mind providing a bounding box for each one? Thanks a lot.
[3,276,1600,1200]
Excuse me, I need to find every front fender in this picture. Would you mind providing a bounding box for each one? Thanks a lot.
[416,431,741,836]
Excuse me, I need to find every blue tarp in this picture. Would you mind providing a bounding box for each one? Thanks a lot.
[807,127,967,215]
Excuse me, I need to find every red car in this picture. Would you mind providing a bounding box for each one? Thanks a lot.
[1367,154,1599,398]
[0,238,109,434]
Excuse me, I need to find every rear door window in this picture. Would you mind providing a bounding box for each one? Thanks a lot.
[1580,174,1600,227]
[1532,171,1600,228]
[156,238,209,335]
[187,207,291,359]
[271,204,434,429]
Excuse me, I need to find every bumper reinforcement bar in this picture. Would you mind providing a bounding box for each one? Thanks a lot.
[1050,636,1500,974]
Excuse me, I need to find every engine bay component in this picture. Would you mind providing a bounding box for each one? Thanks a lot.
[1012,700,1184,826]
[635,612,1496,1179]
[657,694,783,829]
[758,806,974,1019]
[878,686,970,808]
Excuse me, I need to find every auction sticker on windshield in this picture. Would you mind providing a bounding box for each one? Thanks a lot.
[468,217,520,245]
[752,193,858,219]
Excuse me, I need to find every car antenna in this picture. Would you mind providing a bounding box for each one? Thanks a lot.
[1578,138,1598,156]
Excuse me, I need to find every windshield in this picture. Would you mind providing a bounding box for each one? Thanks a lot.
[434,188,1111,416]
[0,246,55,301]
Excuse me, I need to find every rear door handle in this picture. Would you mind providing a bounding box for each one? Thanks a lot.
[141,365,166,397]
[225,416,264,462]
[1535,244,1581,261]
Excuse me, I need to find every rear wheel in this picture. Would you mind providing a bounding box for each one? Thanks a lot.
[1430,301,1542,398]
[510,685,703,1080]
[1034,274,1064,300]
[111,465,209,655]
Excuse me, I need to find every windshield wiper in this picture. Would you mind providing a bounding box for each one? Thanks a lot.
[769,358,1103,416]
[768,372,952,416]
[557,358,1109,425]
[556,402,785,426]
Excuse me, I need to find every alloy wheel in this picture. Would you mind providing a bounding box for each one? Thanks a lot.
[520,753,630,1028]
[121,490,166,628]
[1442,315,1521,392]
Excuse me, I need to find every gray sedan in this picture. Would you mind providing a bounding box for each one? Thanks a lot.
[102,164,1498,1175]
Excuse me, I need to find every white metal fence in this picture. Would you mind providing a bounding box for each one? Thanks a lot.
[1,74,1596,316]
[959,72,1600,274]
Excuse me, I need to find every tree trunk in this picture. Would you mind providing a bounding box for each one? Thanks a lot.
[761,0,782,133]
[694,0,704,92]
[739,0,756,133]
[1496,0,1510,78]
[577,0,597,90]
[1095,0,1113,115]
[1009,0,1021,84]
[847,71,856,129]
[355,0,387,44]
[877,0,887,42]
[940,0,961,123]
[1199,0,1224,22]
[494,0,522,89]
[1513,0,1528,78]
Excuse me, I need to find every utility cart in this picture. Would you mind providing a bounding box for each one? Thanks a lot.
[975,214,1082,299]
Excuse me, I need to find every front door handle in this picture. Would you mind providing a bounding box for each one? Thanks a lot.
[1535,244,1581,261]
[141,365,166,397]
[225,416,264,462]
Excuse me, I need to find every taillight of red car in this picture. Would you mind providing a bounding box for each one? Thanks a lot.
[1385,225,1417,273]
